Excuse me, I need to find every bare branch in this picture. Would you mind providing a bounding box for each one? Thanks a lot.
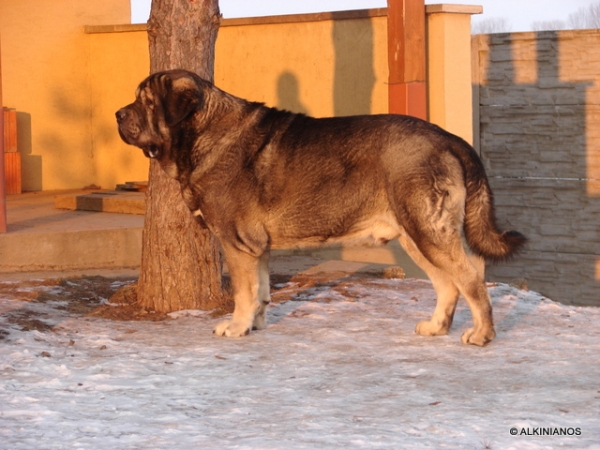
[531,20,567,31]
[567,1,600,29]
[472,17,512,34]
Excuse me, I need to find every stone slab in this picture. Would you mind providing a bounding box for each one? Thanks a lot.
[54,191,145,215]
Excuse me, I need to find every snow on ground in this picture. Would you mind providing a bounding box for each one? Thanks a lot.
[0,276,599,449]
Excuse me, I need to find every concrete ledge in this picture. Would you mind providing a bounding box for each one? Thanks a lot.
[426,4,483,15]
[1,191,145,274]
[84,24,147,34]
[54,191,145,215]
[84,8,389,34]
[84,6,484,34]
[0,227,143,273]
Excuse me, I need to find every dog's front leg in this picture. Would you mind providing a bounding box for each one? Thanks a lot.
[251,251,271,331]
[214,245,263,338]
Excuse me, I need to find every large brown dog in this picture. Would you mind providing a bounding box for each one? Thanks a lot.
[117,69,526,346]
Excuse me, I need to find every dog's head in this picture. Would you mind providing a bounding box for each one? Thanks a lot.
[116,69,204,161]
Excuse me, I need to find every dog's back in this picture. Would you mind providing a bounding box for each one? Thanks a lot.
[227,108,526,261]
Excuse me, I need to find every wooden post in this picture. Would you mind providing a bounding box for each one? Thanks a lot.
[3,109,21,194]
[387,0,427,119]
[0,34,7,233]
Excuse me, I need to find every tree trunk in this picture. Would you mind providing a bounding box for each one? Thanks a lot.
[136,0,224,313]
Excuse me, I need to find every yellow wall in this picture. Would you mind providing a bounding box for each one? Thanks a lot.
[215,14,389,118]
[84,12,390,190]
[1,6,477,191]
[0,0,131,191]
[87,27,150,190]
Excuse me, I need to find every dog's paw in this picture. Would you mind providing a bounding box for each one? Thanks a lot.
[461,327,496,346]
[213,320,251,338]
[252,316,267,331]
[415,319,450,336]
[252,303,268,330]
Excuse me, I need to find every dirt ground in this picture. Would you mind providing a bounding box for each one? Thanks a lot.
[0,267,406,331]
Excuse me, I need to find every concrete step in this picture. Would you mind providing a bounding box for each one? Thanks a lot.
[54,191,145,215]
[0,191,144,273]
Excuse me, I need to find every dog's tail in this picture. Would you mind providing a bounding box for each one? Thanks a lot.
[449,138,527,261]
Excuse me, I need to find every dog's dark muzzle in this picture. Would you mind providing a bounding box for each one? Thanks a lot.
[115,106,140,145]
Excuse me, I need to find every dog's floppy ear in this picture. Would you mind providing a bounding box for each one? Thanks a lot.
[161,72,203,127]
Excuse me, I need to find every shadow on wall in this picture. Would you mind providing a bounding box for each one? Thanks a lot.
[275,14,376,117]
[332,14,375,116]
[38,87,97,189]
[35,84,137,191]
[273,16,426,278]
[16,112,42,192]
[479,30,599,306]
[277,72,309,115]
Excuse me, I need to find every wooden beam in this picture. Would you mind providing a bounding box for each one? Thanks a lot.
[0,34,7,233]
[387,0,427,119]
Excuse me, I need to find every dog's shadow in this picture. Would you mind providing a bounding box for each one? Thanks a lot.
[251,268,541,341]
[265,268,446,331]
[266,271,377,326]
[489,284,544,336]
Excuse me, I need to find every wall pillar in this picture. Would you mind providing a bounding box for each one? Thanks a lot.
[426,4,482,144]
[387,0,427,119]
[0,33,6,233]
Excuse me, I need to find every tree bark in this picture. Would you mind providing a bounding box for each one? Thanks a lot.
[136,0,224,313]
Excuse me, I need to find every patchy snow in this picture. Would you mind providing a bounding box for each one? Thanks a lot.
[0,277,599,449]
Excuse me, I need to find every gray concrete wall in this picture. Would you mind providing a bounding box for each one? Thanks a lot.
[473,30,600,306]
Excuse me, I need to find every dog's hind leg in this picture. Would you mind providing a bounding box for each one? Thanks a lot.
[252,251,271,331]
[214,245,263,338]
[393,168,495,345]
[398,233,459,336]
[416,233,495,346]
[454,259,495,346]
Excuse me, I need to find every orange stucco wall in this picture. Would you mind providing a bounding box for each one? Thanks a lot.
[0,4,478,191]
[0,0,132,191]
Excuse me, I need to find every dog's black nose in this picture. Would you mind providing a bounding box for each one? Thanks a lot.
[116,109,127,123]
